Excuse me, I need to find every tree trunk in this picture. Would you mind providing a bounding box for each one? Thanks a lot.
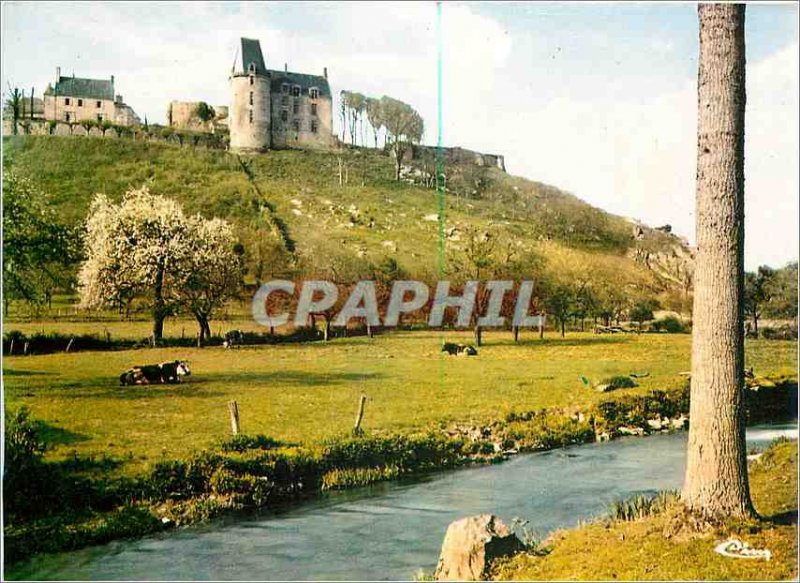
[560,320,565,338]
[195,313,210,347]
[753,314,759,336]
[152,264,167,341]
[513,326,519,343]
[683,3,753,521]
[474,325,482,347]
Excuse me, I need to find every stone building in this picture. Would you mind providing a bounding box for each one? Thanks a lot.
[229,38,334,152]
[167,101,228,132]
[43,68,140,126]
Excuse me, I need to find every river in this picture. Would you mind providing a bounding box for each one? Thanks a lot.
[8,423,797,581]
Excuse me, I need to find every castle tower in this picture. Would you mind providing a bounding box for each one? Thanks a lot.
[230,38,271,152]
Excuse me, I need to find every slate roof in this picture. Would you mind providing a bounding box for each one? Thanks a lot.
[233,37,267,75]
[44,76,114,100]
[268,70,331,99]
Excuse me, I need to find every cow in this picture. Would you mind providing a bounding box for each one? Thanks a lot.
[120,360,191,386]
[223,330,245,349]
[441,342,478,356]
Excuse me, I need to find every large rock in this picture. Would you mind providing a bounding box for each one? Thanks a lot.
[434,514,524,581]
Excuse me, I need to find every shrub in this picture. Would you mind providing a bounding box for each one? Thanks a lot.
[651,316,688,334]
[220,434,283,453]
[602,375,637,390]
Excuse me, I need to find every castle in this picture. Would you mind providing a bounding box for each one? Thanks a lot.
[229,38,334,152]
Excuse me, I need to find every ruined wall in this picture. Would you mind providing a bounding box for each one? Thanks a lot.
[407,145,506,172]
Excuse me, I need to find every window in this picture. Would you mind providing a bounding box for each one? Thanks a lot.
[281,95,288,106]
[64,97,71,105]
[281,83,289,94]
[249,76,254,86]
[64,112,71,122]
[293,101,299,115]
[281,110,288,122]
[248,62,256,74]
[292,120,300,132]
[96,100,102,108]
[292,85,300,97]
[249,110,253,124]
[309,88,319,99]
[311,120,318,133]
[97,114,103,122]
[311,103,317,117]
[77,99,83,107]
[249,92,253,105]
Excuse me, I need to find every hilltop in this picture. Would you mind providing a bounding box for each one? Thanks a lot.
[2,135,693,312]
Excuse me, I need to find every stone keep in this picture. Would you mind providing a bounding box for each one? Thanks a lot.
[230,38,271,151]
[229,37,333,153]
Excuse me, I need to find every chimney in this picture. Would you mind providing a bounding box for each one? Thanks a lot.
[56,66,61,81]
[324,67,328,79]
[284,63,288,72]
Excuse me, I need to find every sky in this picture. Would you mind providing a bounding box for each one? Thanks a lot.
[2,1,798,269]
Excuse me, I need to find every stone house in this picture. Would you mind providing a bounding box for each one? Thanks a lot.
[229,38,334,152]
[43,68,140,126]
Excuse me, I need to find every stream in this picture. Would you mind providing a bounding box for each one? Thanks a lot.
[8,423,797,581]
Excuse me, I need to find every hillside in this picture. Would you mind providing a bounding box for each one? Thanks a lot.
[2,135,693,312]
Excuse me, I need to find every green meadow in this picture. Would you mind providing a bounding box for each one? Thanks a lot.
[3,330,795,476]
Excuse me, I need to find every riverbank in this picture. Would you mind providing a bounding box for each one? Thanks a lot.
[4,374,796,567]
[492,439,798,581]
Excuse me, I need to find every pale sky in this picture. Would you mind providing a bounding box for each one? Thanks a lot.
[2,1,797,270]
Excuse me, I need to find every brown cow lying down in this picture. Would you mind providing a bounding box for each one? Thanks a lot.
[120,360,191,386]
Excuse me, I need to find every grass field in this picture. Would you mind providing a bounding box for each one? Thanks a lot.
[494,439,799,581]
[3,331,796,476]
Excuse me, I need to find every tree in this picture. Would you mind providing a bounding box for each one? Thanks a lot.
[380,96,424,180]
[366,97,384,149]
[78,187,194,341]
[683,3,753,520]
[2,171,80,315]
[544,280,575,338]
[182,217,244,345]
[763,262,798,321]
[5,84,23,135]
[629,298,659,330]
[743,266,774,335]
[196,102,216,123]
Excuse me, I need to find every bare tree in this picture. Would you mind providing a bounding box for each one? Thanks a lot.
[683,3,753,520]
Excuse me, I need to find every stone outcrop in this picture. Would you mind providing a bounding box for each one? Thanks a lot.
[434,514,524,581]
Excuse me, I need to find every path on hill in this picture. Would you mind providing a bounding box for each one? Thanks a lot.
[237,155,297,255]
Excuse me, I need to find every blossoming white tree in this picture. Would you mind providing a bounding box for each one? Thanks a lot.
[78,187,242,343]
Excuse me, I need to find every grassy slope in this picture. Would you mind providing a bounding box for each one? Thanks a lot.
[2,135,675,295]
[2,332,795,475]
[495,440,798,581]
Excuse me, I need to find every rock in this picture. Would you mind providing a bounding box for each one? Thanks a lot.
[671,415,688,430]
[618,426,645,437]
[646,418,663,431]
[434,515,524,581]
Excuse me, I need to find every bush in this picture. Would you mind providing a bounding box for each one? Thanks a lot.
[650,316,688,334]
[220,434,283,453]
[602,375,637,390]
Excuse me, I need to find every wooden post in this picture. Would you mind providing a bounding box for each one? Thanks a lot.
[65,338,75,353]
[228,401,241,435]
[9,338,14,355]
[354,394,367,434]
[105,329,111,343]
[181,327,185,340]
[538,314,545,339]
[23,341,29,355]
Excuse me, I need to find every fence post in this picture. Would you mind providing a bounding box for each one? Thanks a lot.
[65,338,75,353]
[9,339,14,355]
[353,394,367,434]
[23,341,30,355]
[228,401,241,435]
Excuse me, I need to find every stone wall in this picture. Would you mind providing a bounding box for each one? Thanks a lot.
[270,90,335,150]
[229,74,271,151]
[406,144,506,172]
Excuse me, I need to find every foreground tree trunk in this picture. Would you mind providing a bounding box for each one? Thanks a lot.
[474,324,482,347]
[683,3,753,520]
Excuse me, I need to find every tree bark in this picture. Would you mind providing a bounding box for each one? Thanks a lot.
[474,324,482,347]
[152,265,166,341]
[683,3,753,521]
